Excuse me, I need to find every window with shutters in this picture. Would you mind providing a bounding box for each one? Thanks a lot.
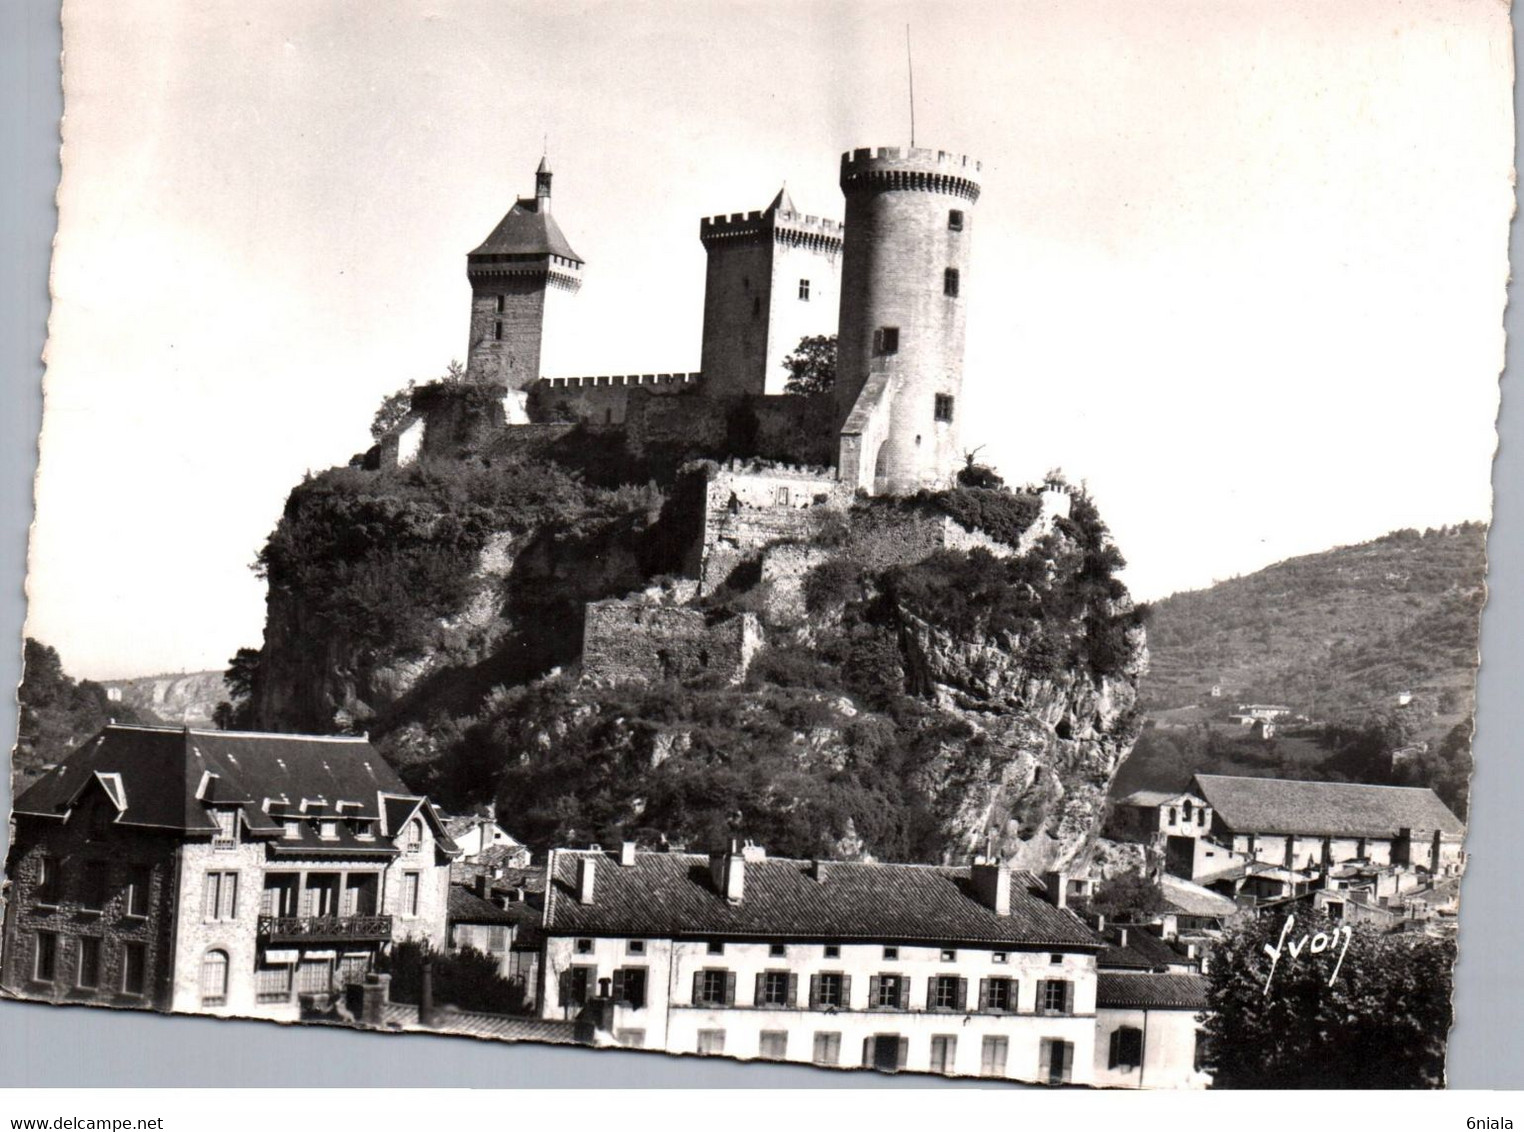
[981,976,1015,1013]
[1040,1038,1075,1085]
[304,874,340,918]
[35,855,60,906]
[256,962,293,1004]
[82,860,109,912]
[872,973,907,1009]
[486,926,508,953]
[33,932,58,983]
[200,950,229,1007]
[211,808,239,850]
[759,1031,789,1060]
[565,965,595,1007]
[696,1029,726,1055]
[261,875,298,917]
[121,943,146,996]
[612,966,647,1009]
[125,865,151,918]
[757,969,795,1007]
[943,268,960,297]
[930,1034,957,1075]
[401,872,420,918]
[812,971,847,1009]
[1108,1026,1145,1072]
[929,974,965,1011]
[980,1035,1009,1077]
[695,968,733,1006]
[1040,979,1072,1015]
[812,1031,842,1065]
[76,937,101,989]
[204,871,239,922]
[338,953,370,986]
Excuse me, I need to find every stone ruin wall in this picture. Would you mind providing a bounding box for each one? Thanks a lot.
[528,372,701,426]
[697,462,853,593]
[581,599,761,687]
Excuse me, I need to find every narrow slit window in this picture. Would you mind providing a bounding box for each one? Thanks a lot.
[798,278,810,301]
[944,268,960,297]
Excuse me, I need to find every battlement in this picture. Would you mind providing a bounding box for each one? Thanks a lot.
[840,146,981,201]
[536,372,702,389]
[699,209,845,254]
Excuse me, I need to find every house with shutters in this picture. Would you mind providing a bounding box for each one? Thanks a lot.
[539,841,1120,1084]
[0,725,457,1021]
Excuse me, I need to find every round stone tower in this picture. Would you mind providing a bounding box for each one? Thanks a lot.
[834,146,981,495]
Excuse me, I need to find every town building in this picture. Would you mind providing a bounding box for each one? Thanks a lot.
[443,815,530,867]
[1,725,457,1021]
[537,842,1204,1086]
[1191,773,1465,873]
[1093,972,1210,1090]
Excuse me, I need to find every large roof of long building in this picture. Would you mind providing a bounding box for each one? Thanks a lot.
[1192,774,1465,838]
[12,725,454,851]
[544,849,1101,949]
[469,198,582,263]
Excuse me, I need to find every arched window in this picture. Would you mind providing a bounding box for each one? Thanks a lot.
[405,818,424,853]
[200,949,229,1008]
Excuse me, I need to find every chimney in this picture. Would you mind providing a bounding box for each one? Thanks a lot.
[577,855,597,905]
[1044,870,1068,910]
[809,859,828,884]
[970,857,1011,916]
[619,841,637,868]
[709,840,745,904]
[1117,927,1129,948]
[474,873,491,899]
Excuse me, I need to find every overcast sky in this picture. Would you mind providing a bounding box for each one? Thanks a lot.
[29,0,1513,679]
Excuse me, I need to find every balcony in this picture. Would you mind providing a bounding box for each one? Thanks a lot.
[257,914,394,943]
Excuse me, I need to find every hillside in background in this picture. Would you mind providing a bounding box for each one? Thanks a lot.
[98,669,226,729]
[1114,523,1485,814]
[13,639,147,794]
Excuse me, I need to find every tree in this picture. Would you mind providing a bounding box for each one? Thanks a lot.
[957,449,1005,490]
[782,334,836,395]
[1203,909,1454,1088]
[213,646,262,731]
[1072,872,1168,924]
[15,639,143,791]
[369,361,468,440]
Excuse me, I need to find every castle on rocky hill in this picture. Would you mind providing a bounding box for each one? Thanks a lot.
[376,142,987,498]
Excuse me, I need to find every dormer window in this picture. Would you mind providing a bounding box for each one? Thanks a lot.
[282,820,300,840]
[318,820,339,841]
[350,819,375,841]
[405,818,424,854]
[211,808,238,851]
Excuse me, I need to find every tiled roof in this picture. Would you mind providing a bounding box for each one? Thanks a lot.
[1097,973,1209,1011]
[544,850,1101,949]
[1193,774,1464,838]
[1100,926,1188,971]
[12,726,457,853]
[381,1003,578,1044]
[469,199,582,263]
[448,885,521,926]
[1160,875,1240,919]
[1115,790,1200,808]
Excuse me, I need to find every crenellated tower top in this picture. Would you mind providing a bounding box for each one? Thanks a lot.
[839,146,982,202]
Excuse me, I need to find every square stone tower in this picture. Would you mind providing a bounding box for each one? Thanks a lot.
[698,187,843,398]
[464,158,584,390]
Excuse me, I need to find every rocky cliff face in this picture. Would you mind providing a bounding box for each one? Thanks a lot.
[249,449,1146,869]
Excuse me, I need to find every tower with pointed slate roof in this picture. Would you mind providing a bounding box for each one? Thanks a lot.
[698,187,844,398]
[464,157,584,389]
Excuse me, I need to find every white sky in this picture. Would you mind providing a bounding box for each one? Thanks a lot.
[29,0,1513,680]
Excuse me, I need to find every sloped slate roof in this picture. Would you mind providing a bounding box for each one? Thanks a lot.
[1097,972,1209,1011]
[469,199,582,262]
[545,851,1101,949]
[1193,774,1464,838]
[12,726,457,854]
[1100,926,1188,971]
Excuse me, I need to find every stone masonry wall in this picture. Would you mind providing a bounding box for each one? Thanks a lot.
[528,373,700,426]
[698,462,853,593]
[582,600,761,687]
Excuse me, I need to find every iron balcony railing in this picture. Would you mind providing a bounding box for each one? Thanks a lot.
[257,914,394,942]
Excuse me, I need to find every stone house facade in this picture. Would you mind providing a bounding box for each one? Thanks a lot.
[1,726,457,1022]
